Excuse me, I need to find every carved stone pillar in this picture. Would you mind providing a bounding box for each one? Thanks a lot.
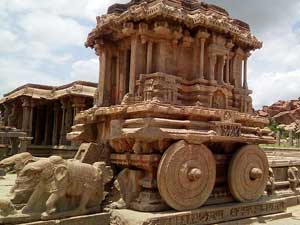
[146,41,153,74]
[208,54,217,82]
[52,102,60,146]
[129,36,138,95]
[233,48,244,88]
[115,51,121,104]
[28,100,35,137]
[8,103,17,127]
[99,51,106,106]
[96,43,107,107]
[59,100,67,145]
[34,106,41,145]
[65,101,73,145]
[208,93,214,107]
[3,104,11,126]
[217,56,226,85]
[197,31,210,80]
[192,40,199,78]
[243,52,250,89]
[119,48,131,101]
[19,137,33,153]
[225,55,230,84]
[43,105,50,145]
[72,97,86,118]
[21,97,31,134]
[10,138,19,155]
[17,106,23,130]
[229,52,235,85]
[118,50,125,102]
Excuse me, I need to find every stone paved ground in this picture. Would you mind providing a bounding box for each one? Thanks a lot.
[255,205,300,225]
[2,174,300,224]
[0,173,16,200]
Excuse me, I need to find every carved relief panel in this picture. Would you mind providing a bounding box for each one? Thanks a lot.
[212,90,226,109]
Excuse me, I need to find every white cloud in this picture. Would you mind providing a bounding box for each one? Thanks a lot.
[0,30,23,52]
[4,0,128,22]
[70,58,98,82]
[19,12,87,47]
[250,70,300,109]
[22,41,73,65]
[0,58,65,95]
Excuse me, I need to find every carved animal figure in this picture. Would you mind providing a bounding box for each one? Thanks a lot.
[288,166,299,191]
[17,156,113,219]
[0,152,41,200]
[109,169,143,209]
[0,152,39,175]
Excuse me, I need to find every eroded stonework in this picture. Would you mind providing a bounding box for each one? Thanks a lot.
[17,156,113,219]
[0,152,42,204]
[68,0,275,213]
[0,81,96,158]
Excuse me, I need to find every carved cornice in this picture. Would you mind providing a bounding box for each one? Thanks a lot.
[86,0,262,50]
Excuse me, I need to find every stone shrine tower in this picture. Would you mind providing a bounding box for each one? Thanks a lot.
[86,0,261,112]
[71,0,274,213]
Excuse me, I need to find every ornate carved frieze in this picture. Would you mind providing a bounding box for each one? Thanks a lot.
[87,0,262,50]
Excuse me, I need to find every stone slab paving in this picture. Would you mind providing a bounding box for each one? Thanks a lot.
[2,174,300,225]
[257,205,300,225]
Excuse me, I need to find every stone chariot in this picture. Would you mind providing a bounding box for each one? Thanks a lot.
[69,0,275,212]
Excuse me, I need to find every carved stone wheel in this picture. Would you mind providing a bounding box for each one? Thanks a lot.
[228,145,269,203]
[157,140,216,211]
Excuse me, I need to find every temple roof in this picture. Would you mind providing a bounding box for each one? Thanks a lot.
[86,0,261,50]
[108,0,230,17]
[0,81,97,104]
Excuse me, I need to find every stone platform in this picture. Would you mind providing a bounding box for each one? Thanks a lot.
[111,198,286,225]
[0,212,110,225]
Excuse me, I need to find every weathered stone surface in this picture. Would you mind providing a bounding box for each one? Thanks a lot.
[110,169,144,209]
[157,140,216,211]
[11,156,113,220]
[111,199,286,225]
[0,152,38,174]
[0,81,96,157]
[0,152,42,204]
[228,145,269,202]
[74,142,108,164]
[68,0,275,217]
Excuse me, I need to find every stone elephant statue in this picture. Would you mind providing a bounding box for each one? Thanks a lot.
[0,152,42,204]
[0,152,40,175]
[17,156,113,219]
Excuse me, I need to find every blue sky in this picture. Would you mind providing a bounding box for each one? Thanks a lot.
[1,0,300,109]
